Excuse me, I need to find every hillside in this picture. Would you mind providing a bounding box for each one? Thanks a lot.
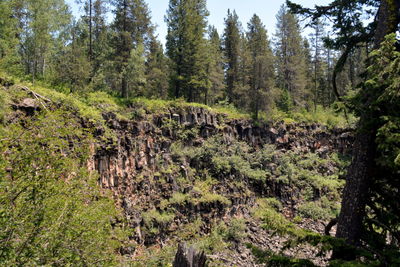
[0,76,354,266]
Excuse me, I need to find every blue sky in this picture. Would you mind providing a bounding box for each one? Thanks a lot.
[66,0,332,43]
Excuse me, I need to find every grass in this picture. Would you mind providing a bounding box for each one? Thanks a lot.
[252,198,309,238]
[129,97,251,120]
[269,105,357,129]
[1,70,354,129]
[161,178,231,208]
[298,196,341,221]
[0,89,9,123]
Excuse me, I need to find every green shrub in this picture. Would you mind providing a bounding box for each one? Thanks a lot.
[0,89,8,123]
[298,198,340,221]
[142,209,175,229]
[193,222,228,253]
[264,198,283,212]
[224,218,247,242]
[298,202,332,220]
[0,111,126,266]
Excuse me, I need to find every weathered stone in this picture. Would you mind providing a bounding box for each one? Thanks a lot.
[88,106,354,264]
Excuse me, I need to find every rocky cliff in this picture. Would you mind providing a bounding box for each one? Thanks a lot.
[1,77,354,266]
[89,105,353,266]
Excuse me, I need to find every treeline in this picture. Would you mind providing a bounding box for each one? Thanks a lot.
[0,0,365,118]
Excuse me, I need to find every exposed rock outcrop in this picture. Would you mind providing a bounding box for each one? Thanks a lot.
[88,106,353,265]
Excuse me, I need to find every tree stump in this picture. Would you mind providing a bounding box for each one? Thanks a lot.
[173,243,207,267]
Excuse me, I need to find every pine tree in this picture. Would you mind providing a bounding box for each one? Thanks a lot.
[274,4,308,110]
[288,0,400,255]
[76,0,94,59]
[223,9,241,103]
[51,20,91,91]
[246,14,275,119]
[309,19,326,110]
[91,0,109,72]
[205,26,224,105]
[165,0,210,102]
[74,0,109,89]
[111,0,153,97]
[145,36,169,99]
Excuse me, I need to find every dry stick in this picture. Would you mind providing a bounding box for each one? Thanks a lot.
[18,86,51,102]
[17,85,51,111]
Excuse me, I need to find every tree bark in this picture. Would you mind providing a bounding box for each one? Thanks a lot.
[374,0,400,47]
[335,121,376,247]
[335,0,400,254]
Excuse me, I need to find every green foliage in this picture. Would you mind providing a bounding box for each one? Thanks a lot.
[223,218,247,242]
[166,0,210,102]
[111,0,153,97]
[270,105,357,128]
[223,9,242,105]
[20,0,72,81]
[162,178,231,208]
[264,197,283,212]
[0,110,126,266]
[142,209,175,235]
[0,89,9,123]
[246,14,275,119]
[298,198,340,221]
[145,36,170,99]
[130,245,177,267]
[205,26,225,106]
[353,34,400,265]
[125,44,147,97]
[0,1,21,74]
[247,243,316,266]
[213,100,251,120]
[275,4,310,108]
[192,222,229,253]
[253,198,306,237]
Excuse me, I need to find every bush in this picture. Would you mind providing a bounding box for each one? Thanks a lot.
[224,218,247,242]
[0,111,126,266]
[298,198,340,221]
[142,209,175,235]
[0,89,8,123]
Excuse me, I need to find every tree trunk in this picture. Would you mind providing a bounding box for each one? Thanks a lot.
[374,0,400,47]
[335,0,400,254]
[121,75,128,98]
[173,243,207,267]
[335,119,376,248]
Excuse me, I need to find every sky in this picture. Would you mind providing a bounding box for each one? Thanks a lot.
[66,0,332,44]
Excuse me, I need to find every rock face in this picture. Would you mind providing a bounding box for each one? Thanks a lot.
[173,243,207,267]
[88,106,353,264]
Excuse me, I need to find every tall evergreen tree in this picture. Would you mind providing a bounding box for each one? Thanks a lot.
[145,36,169,99]
[223,9,241,104]
[51,20,91,91]
[274,4,308,110]
[288,0,400,259]
[75,0,109,84]
[76,0,94,59]
[246,14,275,119]
[309,19,327,110]
[165,0,210,102]
[91,0,109,71]
[111,0,153,97]
[205,26,224,105]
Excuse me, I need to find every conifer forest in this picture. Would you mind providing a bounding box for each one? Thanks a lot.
[0,0,400,266]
